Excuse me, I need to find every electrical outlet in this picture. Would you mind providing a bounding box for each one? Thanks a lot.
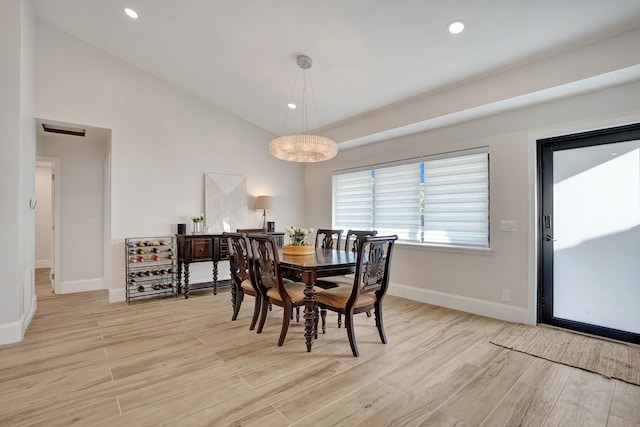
[502,290,511,302]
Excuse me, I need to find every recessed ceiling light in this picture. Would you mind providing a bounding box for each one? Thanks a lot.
[124,8,138,19]
[448,20,465,34]
[287,103,297,109]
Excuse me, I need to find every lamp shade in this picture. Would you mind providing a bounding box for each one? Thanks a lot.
[254,195,274,212]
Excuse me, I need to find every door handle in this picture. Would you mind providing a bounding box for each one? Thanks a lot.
[545,235,557,242]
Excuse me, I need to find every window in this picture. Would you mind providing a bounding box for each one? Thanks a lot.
[333,148,489,248]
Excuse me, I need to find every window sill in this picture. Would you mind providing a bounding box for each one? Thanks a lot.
[396,240,494,255]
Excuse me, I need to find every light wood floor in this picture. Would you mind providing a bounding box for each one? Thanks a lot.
[0,269,638,426]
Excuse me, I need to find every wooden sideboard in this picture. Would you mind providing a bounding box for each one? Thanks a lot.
[176,232,284,299]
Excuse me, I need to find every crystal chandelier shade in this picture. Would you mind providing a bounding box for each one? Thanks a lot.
[269,134,338,162]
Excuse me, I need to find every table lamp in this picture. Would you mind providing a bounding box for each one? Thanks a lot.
[254,195,273,231]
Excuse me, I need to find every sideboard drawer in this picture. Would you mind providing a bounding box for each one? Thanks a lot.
[190,239,212,261]
[219,238,229,260]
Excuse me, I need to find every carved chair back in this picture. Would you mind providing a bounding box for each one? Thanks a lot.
[315,228,343,250]
[350,235,397,304]
[344,229,378,253]
[247,233,291,305]
[225,232,252,287]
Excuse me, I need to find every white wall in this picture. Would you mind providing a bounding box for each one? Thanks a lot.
[34,21,306,302]
[306,81,640,324]
[0,0,23,333]
[0,0,36,345]
[34,164,52,268]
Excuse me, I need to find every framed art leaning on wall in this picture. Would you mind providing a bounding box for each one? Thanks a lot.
[204,173,248,233]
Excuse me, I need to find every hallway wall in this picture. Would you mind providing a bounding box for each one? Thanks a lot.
[34,163,52,268]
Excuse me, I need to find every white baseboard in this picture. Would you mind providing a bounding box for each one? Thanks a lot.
[0,321,23,345]
[388,282,530,325]
[35,259,52,269]
[0,294,37,345]
[110,288,126,303]
[60,278,105,294]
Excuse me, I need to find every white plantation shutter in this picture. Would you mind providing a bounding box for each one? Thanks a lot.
[373,163,421,241]
[423,152,489,247]
[334,170,373,230]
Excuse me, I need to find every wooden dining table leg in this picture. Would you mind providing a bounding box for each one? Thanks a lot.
[300,271,317,352]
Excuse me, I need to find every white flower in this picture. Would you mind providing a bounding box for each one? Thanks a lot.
[285,226,313,246]
[191,213,204,223]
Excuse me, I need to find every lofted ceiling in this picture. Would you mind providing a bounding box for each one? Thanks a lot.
[32,0,640,147]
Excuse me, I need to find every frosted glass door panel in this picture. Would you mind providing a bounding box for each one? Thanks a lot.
[553,140,640,334]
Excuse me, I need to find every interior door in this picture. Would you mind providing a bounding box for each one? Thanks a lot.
[538,123,640,344]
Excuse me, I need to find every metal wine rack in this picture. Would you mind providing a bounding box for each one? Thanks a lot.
[125,236,177,304]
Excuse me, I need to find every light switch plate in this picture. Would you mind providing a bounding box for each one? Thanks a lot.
[500,220,517,232]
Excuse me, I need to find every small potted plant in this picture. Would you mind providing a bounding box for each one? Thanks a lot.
[191,213,204,234]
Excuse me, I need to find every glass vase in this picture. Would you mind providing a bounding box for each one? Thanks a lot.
[193,221,203,234]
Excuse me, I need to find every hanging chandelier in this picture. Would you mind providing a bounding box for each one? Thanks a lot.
[269,55,338,162]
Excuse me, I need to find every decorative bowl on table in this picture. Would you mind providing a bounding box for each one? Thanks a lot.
[282,244,315,255]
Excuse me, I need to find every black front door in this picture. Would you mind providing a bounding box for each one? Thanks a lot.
[537,123,640,344]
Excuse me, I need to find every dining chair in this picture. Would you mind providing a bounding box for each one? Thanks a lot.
[225,232,261,330]
[314,228,343,250]
[315,235,397,357]
[248,233,317,346]
[317,229,378,326]
[242,229,300,322]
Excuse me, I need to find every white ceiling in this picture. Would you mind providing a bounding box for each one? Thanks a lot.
[32,0,640,144]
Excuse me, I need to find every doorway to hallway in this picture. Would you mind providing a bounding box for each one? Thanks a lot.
[35,119,112,295]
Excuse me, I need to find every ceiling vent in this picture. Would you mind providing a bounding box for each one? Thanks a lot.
[42,124,86,137]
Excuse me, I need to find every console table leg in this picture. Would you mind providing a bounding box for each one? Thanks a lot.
[184,264,190,299]
[212,261,218,295]
[176,261,183,294]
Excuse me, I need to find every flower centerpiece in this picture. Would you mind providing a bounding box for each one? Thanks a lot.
[191,213,204,234]
[283,226,315,255]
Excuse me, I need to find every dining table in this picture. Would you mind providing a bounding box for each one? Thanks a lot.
[279,248,359,352]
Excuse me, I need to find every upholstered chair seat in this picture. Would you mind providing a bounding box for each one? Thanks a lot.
[265,282,309,303]
[240,279,255,293]
[314,285,376,309]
